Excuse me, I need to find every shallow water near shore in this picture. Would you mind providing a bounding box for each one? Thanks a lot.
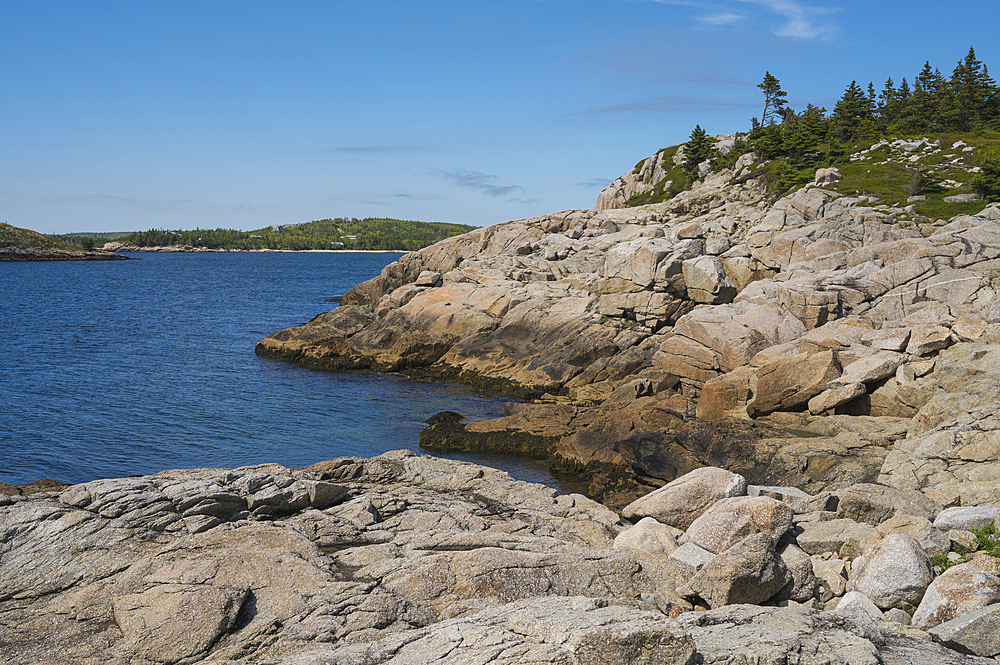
[0,252,561,489]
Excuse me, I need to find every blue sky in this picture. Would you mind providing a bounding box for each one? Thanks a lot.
[2,1,997,233]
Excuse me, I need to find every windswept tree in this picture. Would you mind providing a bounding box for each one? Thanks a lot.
[758,71,788,126]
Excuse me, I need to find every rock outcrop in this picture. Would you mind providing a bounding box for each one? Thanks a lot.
[257,144,1000,511]
[249,142,1000,662]
[4,455,997,664]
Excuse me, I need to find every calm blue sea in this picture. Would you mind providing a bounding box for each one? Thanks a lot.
[0,252,558,488]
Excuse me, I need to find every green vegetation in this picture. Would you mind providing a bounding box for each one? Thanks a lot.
[624,147,688,206]
[117,217,477,251]
[683,125,714,174]
[738,48,1000,203]
[628,47,1000,214]
[1,222,80,251]
[971,152,1000,201]
[930,522,1000,572]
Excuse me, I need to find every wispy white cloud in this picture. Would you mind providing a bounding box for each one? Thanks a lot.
[737,0,837,39]
[651,0,838,40]
[697,11,745,25]
[578,178,612,188]
[433,170,527,200]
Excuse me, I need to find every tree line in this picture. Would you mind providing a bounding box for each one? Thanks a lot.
[681,47,1000,200]
[118,217,476,251]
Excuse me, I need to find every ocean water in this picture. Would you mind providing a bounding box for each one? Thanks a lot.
[0,252,558,488]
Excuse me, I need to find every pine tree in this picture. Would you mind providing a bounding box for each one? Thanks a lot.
[951,46,999,130]
[684,125,713,174]
[833,80,873,141]
[758,72,788,126]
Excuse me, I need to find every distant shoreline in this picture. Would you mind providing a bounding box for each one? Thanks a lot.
[106,244,407,254]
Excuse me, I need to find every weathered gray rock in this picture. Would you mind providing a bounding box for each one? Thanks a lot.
[666,543,715,582]
[0,452,655,664]
[683,496,794,554]
[795,518,881,559]
[834,590,885,623]
[775,542,818,602]
[929,603,1000,658]
[622,466,747,530]
[912,563,1000,630]
[875,514,951,557]
[299,596,698,665]
[680,603,993,664]
[613,516,679,559]
[836,483,942,526]
[934,506,998,532]
[848,534,935,609]
[679,533,790,608]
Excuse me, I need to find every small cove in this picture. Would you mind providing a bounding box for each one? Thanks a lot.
[0,252,560,489]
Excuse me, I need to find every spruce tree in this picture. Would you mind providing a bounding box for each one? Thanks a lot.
[833,80,873,141]
[758,72,788,126]
[684,125,713,174]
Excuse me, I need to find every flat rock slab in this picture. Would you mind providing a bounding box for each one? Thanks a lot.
[303,596,697,665]
[681,604,994,665]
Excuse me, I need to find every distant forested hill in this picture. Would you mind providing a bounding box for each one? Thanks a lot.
[117,217,477,251]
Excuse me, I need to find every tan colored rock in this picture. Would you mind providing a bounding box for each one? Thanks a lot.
[808,382,866,415]
[952,315,989,342]
[653,334,719,387]
[684,496,794,554]
[875,514,950,557]
[679,533,789,609]
[795,519,881,559]
[848,534,934,610]
[673,301,807,374]
[682,255,737,304]
[836,483,942,525]
[906,325,953,355]
[748,350,841,416]
[697,366,754,420]
[834,351,908,386]
[613,516,679,559]
[622,466,747,530]
[912,563,1000,630]
[112,583,248,663]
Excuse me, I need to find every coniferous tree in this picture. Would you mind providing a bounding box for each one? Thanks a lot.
[833,80,874,140]
[758,72,788,126]
[684,125,713,173]
[950,46,999,130]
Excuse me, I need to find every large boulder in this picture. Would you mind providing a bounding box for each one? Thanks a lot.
[679,532,790,608]
[912,563,1000,631]
[621,466,747,530]
[613,516,679,559]
[848,534,935,610]
[683,496,794,554]
[929,604,1000,659]
[748,350,842,416]
[836,483,942,526]
[307,596,698,665]
[795,519,881,559]
[934,507,998,532]
[680,603,992,664]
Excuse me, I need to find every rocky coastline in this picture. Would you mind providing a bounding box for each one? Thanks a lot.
[9,139,1000,662]
[3,451,999,664]
[0,244,131,261]
[249,140,1000,661]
